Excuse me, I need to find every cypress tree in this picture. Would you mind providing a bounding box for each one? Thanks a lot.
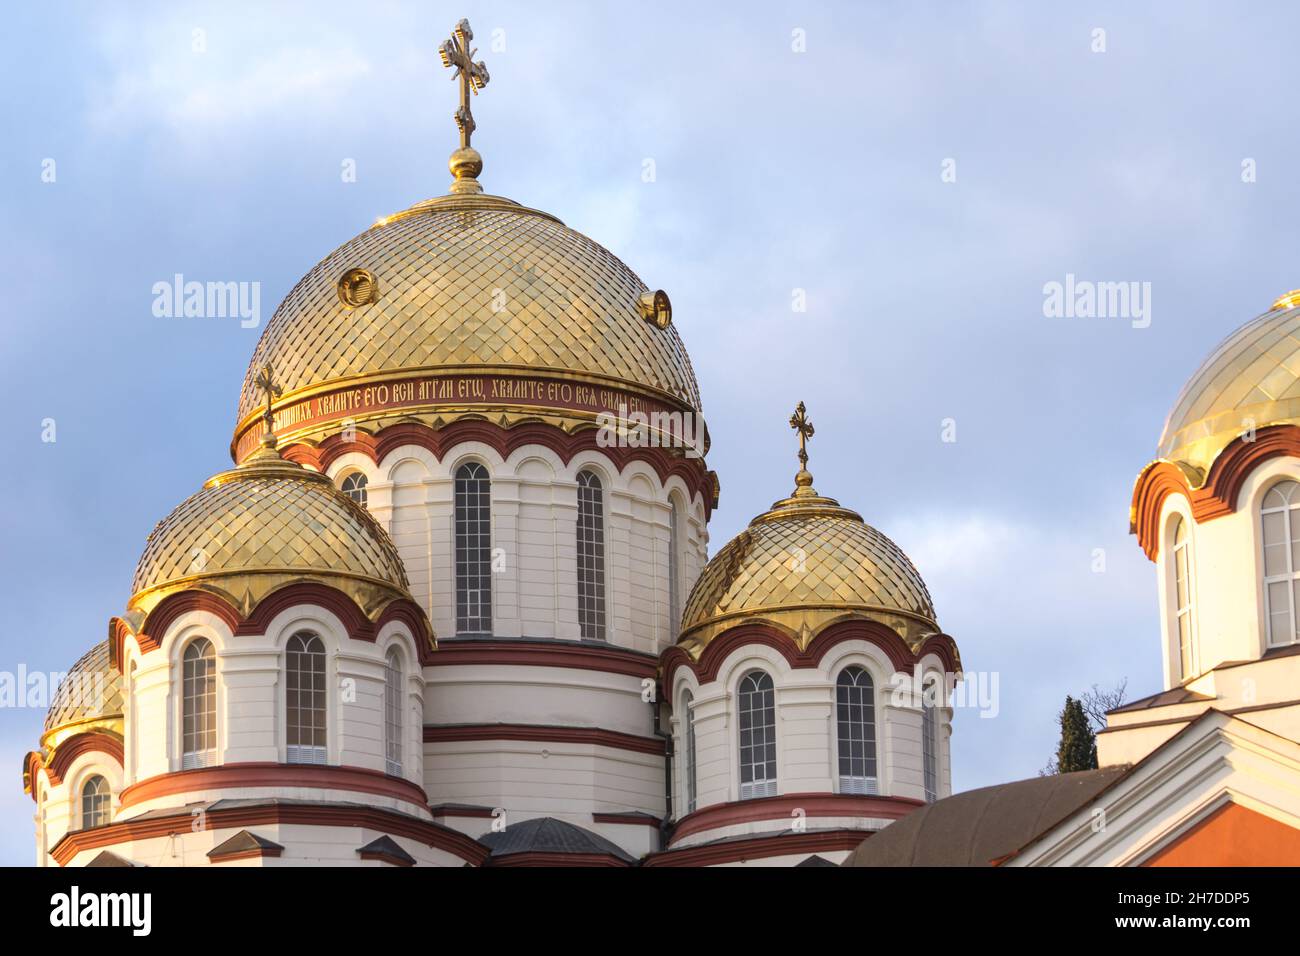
[1056,695,1098,773]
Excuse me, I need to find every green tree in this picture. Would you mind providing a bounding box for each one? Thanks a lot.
[1055,695,1098,773]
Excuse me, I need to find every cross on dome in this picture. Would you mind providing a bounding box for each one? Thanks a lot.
[439,18,491,194]
[789,401,817,497]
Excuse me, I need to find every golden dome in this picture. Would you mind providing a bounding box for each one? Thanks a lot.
[231,190,701,460]
[1158,292,1300,482]
[128,449,411,624]
[677,475,937,658]
[44,641,123,738]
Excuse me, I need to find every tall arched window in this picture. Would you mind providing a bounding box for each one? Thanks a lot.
[455,462,492,635]
[682,690,697,813]
[738,671,776,799]
[1170,517,1196,677]
[340,472,368,507]
[576,470,606,641]
[668,500,682,635]
[836,666,877,795]
[286,632,327,765]
[1262,480,1300,648]
[921,677,939,803]
[384,648,403,777]
[181,638,217,769]
[81,775,110,829]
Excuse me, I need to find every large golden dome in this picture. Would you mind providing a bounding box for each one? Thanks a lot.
[677,468,937,658]
[1158,290,1300,482]
[128,447,411,624]
[231,189,701,461]
[44,640,123,738]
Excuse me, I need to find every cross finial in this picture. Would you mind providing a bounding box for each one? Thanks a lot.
[253,362,283,450]
[438,18,490,193]
[788,401,816,496]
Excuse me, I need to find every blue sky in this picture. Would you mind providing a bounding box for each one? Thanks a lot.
[3,1,1298,865]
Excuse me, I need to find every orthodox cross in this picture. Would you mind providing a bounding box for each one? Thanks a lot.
[438,18,491,148]
[789,401,814,471]
[253,362,282,436]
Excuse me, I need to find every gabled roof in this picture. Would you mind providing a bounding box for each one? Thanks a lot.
[207,829,285,861]
[358,835,416,867]
[842,767,1129,867]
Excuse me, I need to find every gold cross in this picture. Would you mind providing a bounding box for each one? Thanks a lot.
[438,18,490,149]
[789,401,814,470]
[253,362,282,436]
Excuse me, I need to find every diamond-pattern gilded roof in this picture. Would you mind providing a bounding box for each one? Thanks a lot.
[1159,300,1300,477]
[45,641,123,732]
[235,197,701,427]
[131,460,408,600]
[680,502,936,637]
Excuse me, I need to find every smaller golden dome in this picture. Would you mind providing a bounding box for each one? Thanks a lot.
[1158,291,1300,482]
[128,448,411,622]
[44,640,123,738]
[678,476,937,659]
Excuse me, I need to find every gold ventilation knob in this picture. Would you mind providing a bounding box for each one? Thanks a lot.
[338,268,380,308]
[638,290,672,329]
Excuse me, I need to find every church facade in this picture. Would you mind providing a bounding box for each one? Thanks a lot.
[22,20,961,867]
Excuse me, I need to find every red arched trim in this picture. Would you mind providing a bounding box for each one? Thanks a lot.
[118,762,429,811]
[50,801,488,867]
[45,732,124,786]
[24,751,44,799]
[1132,425,1300,561]
[428,638,657,679]
[667,791,923,845]
[644,828,875,867]
[662,619,940,691]
[119,584,433,670]
[286,418,715,518]
[914,633,963,675]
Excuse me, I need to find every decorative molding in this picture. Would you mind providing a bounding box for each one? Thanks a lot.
[51,801,488,867]
[667,791,924,846]
[645,827,872,867]
[592,812,662,829]
[118,762,430,811]
[428,637,658,679]
[423,723,665,756]
[484,850,631,867]
[1132,425,1300,561]
[285,419,715,517]
[44,732,125,786]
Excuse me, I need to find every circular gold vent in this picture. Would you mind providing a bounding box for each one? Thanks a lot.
[338,268,379,308]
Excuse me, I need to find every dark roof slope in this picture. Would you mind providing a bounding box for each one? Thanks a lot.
[480,816,636,863]
[843,767,1129,867]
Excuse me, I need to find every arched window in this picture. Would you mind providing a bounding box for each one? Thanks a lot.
[668,499,682,635]
[181,638,217,769]
[921,677,939,803]
[454,462,492,635]
[286,632,327,765]
[576,470,606,641]
[81,775,110,829]
[1262,480,1300,648]
[836,666,877,795]
[682,690,697,813]
[738,671,776,799]
[1170,517,1196,677]
[384,648,403,776]
[341,472,368,507]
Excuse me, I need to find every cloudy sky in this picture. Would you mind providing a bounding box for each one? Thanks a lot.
[3,1,1297,864]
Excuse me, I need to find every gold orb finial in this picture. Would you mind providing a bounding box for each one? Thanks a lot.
[438,18,490,194]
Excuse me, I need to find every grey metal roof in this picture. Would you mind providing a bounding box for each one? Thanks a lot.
[479,816,636,863]
[358,835,416,866]
[843,767,1130,867]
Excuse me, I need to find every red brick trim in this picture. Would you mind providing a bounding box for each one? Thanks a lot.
[668,792,924,846]
[661,619,960,692]
[51,802,488,867]
[284,419,715,518]
[428,638,657,679]
[592,812,662,828]
[118,762,430,810]
[423,723,665,756]
[1132,425,1300,560]
[45,732,124,786]
[645,828,872,867]
[119,584,433,671]
[484,850,631,867]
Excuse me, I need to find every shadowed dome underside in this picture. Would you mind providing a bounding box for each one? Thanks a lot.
[234,197,701,443]
[1159,298,1300,479]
